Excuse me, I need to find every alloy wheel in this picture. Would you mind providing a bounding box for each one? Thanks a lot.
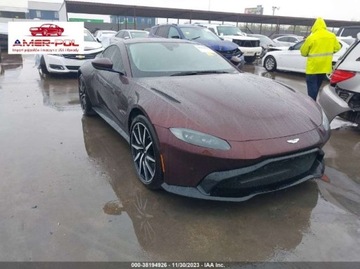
[131,122,156,184]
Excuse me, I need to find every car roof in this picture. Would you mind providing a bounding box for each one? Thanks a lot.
[154,24,204,28]
[119,37,196,45]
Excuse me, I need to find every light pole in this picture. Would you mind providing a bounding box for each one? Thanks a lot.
[272,6,280,16]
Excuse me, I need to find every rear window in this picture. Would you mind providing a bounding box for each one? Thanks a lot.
[336,40,360,70]
[338,27,360,38]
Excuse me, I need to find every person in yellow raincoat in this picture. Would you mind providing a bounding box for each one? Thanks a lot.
[300,17,341,101]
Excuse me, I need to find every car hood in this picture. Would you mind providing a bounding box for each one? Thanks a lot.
[196,39,238,51]
[223,35,259,41]
[138,73,322,142]
[84,41,103,51]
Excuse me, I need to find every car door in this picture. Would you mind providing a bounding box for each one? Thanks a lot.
[91,45,119,120]
[97,45,130,127]
[49,25,57,35]
[276,41,306,73]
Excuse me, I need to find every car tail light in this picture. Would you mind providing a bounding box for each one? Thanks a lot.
[330,69,356,84]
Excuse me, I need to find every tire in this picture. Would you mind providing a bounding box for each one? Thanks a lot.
[39,56,49,75]
[78,74,96,116]
[31,32,36,36]
[130,115,163,189]
[264,55,277,72]
[244,55,256,63]
[57,30,62,36]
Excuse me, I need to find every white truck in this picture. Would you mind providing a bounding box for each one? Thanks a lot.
[200,24,262,63]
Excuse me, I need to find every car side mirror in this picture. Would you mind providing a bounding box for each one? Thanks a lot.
[96,38,101,43]
[289,45,294,50]
[91,58,124,75]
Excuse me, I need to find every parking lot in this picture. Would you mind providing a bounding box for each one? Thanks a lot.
[0,55,359,262]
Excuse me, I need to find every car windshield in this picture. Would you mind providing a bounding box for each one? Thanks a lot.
[217,26,244,36]
[127,42,236,78]
[179,27,220,41]
[84,30,96,42]
[130,31,149,38]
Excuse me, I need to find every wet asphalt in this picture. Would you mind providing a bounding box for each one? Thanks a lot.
[0,55,359,262]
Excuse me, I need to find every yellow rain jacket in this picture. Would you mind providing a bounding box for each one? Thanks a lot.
[300,18,341,74]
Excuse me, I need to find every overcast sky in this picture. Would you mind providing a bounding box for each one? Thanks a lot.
[2,0,360,21]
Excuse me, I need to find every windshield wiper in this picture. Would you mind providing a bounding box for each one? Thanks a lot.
[170,70,231,76]
[191,36,201,40]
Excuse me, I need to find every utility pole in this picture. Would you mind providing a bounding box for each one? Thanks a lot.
[272,6,280,16]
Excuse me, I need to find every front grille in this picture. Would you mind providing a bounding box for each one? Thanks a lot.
[220,48,242,59]
[232,39,260,47]
[208,150,320,197]
[63,52,99,60]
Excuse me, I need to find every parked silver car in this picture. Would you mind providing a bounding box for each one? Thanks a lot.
[318,34,360,125]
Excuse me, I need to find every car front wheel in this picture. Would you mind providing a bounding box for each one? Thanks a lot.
[39,56,49,75]
[130,115,163,189]
[264,55,277,72]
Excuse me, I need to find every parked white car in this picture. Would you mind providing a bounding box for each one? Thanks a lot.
[262,39,350,76]
[94,30,117,47]
[110,29,149,44]
[272,35,304,46]
[37,29,103,75]
[198,24,262,63]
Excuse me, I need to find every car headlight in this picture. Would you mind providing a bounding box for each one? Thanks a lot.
[170,128,231,150]
[321,109,330,132]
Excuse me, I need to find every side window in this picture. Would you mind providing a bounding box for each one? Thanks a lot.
[293,41,303,50]
[102,45,124,72]
[124,32,130,39]
[156,26,170,38]
[168,27,180,39]
[116,31,123,38]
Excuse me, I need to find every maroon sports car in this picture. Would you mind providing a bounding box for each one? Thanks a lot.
[78,38,330,201]
[29,24,64,36]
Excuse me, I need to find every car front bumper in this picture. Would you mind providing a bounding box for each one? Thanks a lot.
[155,124,328,201]
[42,50,102,74]
[162,148,324,202]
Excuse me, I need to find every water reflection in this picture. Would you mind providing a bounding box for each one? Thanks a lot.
[320,126,360,216]
[0,54,23,76]
[81,116,319,261]
[37,73,80,111]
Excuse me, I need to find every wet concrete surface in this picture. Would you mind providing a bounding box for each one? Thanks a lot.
[0,56,359,262]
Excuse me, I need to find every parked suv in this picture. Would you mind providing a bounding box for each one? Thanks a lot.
[318,34,360,125]
[336,26,360,38]
[198,24,261,63]
[149,24,244,68]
